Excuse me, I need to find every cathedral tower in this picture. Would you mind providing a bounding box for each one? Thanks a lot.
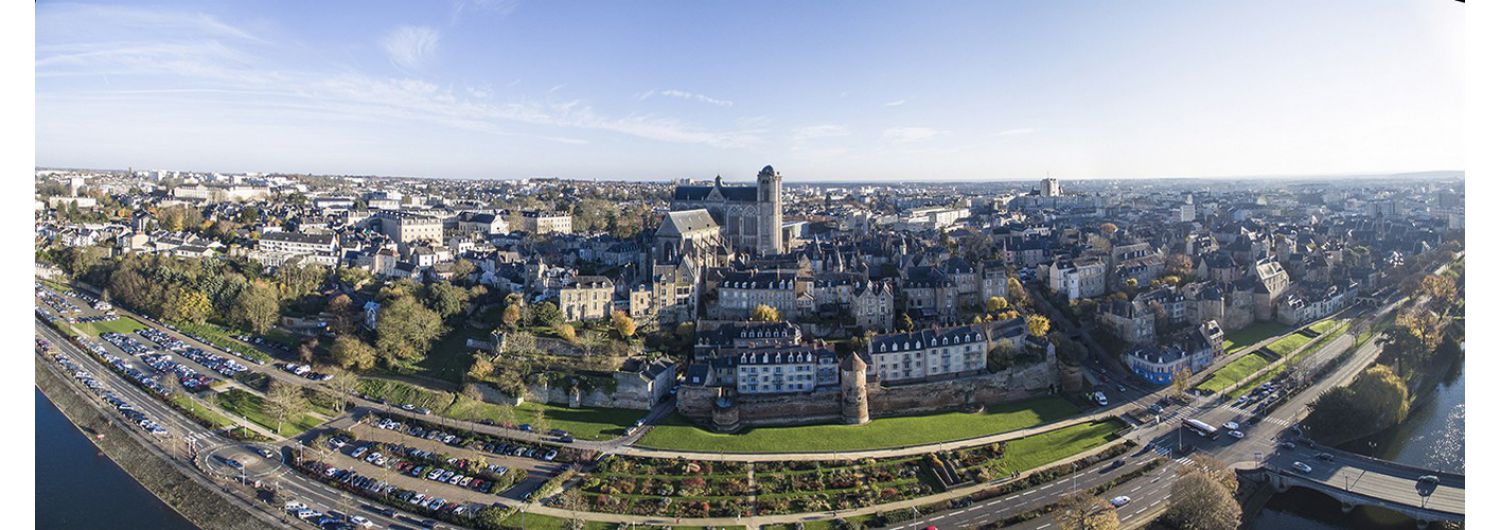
[757,165,784,255]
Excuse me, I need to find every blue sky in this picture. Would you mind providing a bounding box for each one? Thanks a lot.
[36,1,1464,181]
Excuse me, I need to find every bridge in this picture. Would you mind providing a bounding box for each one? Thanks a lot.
[1252,444,1463,528]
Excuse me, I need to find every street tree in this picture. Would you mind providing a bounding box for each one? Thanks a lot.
[327,369,360,413]
[266,381,309,435]
[1166,466,1241,530]
[1054,493,1119,530]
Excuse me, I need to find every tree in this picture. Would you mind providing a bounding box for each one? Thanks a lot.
[165,288,214,325]
[528,301,562,328]
[275,263,327,299]
[1166,464,1241,530]
[335,267,371,289]
[330,336,377,371]
[266,381,309,435]
[1170,367,1192,400]
[375,295,445,368]
[750,304,781,322]
[326,293,357,334]
[895,312,915,332]
[611,310,637,339]
[987,341,1016,371]
[556,323,579,345]
[451,259,477,283]
[530,407,551,435]
[232,280,282,334]
[501,302,523,329]
[1304,364,1409,443]
[297,338,317,364]
[426,281,472,319]
[986,296,1009,313]
[1026,315,1052,337]
[1054,493,1119,530]
[326,369,360,413]
[467,354,495,382]
[503,330,537,357]
[1007,276,1029,307]
[1099,222,1119,238]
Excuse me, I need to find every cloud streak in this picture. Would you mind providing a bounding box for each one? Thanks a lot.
[883,99,906,107]
[381,26,441,71]
[642,89,735,107]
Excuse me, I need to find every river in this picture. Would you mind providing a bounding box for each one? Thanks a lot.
[35,388,200,530]
[1247,357,1465,529]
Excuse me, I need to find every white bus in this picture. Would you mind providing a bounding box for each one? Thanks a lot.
[1185,418,1219,439]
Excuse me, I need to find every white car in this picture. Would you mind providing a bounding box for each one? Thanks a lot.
[349,515,374,528]
[1223,421,1240,431]
[1228,430,1244,439]
[1110,496,1131,508]
[1292,461,1313,474]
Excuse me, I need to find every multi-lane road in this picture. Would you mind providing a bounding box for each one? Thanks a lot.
[37,321,455,530]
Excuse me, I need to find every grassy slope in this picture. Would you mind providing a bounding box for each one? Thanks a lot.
[214,388,322,436]
[991,420,1122,474]
[1195,353,1272,394]
[636,397,1080,453]
[1221,321,1288,353]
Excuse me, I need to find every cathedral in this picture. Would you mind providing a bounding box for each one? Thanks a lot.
[671,165,784,256]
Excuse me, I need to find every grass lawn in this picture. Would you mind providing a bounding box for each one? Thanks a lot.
[1265,333,1313,357]
[1195,352,1273,394]
[1222,322,1289,353]
[416,326,490,384]
[170,393,235,429]
[81,315,147,336]
[991,420,1123,475]
[1307,318,1346,335]
[357,377,456,410]
[514,401,643,441]
[765,517,871,530]
[500,512,615,530]
[635,396,1080,453]
[214,388,323,437]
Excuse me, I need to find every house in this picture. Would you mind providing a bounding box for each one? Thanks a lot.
[558,276,615,321]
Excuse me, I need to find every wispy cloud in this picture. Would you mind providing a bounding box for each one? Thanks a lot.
[641,89,735,107]
[449,0,521,24]
[882,127,943,143]
[381,26,441,71]
[883,99,906,107]
[791,124,850,142]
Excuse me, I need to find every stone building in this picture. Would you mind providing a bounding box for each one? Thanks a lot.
[671,165,784,256]
[558,275,614,321]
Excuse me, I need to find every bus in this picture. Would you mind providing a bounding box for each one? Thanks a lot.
[1185,418,1219,439]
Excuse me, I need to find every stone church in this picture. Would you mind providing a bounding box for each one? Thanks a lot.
[671,165,784,256]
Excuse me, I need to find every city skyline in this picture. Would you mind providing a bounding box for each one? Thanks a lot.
[38,1,1463,180]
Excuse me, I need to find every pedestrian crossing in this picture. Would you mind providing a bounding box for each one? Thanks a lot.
[1147,443,1197,466]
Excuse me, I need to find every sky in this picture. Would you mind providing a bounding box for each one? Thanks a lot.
[35,1,1465,182]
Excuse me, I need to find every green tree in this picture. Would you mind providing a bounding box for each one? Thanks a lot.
[335,267,371,289]
[426,281,472,319]
[325,293,358,334]
[330,336,377,371]
[374,295,445,368]
[528,301,562,328]
[1304,364,1409,443]
[750,304,781,322]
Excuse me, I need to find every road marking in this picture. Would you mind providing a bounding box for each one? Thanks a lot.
[1039,483,1053,490]
[1022,490,1036,496]
[1005,495,1019,501]
[1130,486,1141,493]
[1038,524,1051,529]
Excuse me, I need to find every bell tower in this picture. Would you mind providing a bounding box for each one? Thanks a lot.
[756,165,783,255]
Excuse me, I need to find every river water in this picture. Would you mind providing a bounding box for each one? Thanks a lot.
[1247,357,1465,529]
[35,388,199,530]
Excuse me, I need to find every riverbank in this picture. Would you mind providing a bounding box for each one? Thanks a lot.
[35,358,282,530]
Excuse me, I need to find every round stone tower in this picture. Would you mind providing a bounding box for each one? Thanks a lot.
[840,352,871,425]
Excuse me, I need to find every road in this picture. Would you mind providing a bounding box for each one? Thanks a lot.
[37,321,456,530]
